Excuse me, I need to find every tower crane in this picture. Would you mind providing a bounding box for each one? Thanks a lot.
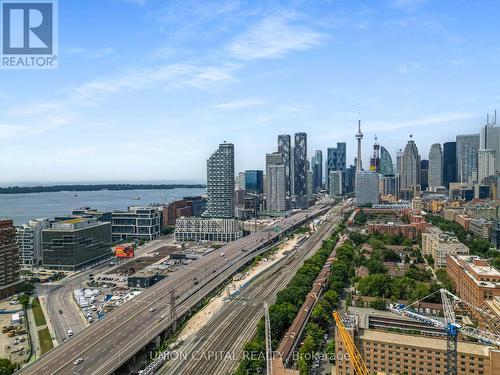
[332,311,370,375]
[389,288,500,375]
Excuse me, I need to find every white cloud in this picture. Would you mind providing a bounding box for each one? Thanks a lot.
[369,112,475,132]
[209,98,268,110]
[228,12,325,60]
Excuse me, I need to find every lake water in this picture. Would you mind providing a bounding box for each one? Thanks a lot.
[0,188,206,225]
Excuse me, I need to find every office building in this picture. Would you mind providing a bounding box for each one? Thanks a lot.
[203,142,235,218]
[42,218,112,271]
[175,217,242,242]
[447,255,500,311]
[111,207,161,241]
[457,134,480,184]
[428,143,443,190]
[355,171,379,206]
[235,172,245,191]
[400,136,421,192]
[293,132,307,201]
[183,196,207,217]
[278,134,292,197]
[478,149,496,183]
[420,159,429,191]
[329,170,343,197]
[266,152,287,212]
[442,141,457,190]
[16,218,49,269]
[71,208,112,222]
[395,148,403,175]
[311,150,323,193]
[480,112,500,173]
[345,165,356,193]
[382,174,398,197]
[379,146,394,176]
[421,226,469,269]
[327,143,347,174]
[0,220,22,298]
[244,170,264,194]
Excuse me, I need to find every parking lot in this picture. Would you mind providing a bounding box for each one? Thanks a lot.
[0,299,29,364]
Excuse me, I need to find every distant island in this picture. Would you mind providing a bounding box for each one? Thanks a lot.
[0,184,206,194]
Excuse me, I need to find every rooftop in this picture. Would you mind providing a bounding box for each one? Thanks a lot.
[359,329,491,357]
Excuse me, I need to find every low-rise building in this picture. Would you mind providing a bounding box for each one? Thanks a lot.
[175,217,242,242]
[470,218,492,240]
[335,307,500,375]
[367,223,422,241]
[421,226,469,269]
[128,270,165,289]
[455,214,472,231]
[42,218,112,271]
[162,199,192,226]
[111,207,161,241]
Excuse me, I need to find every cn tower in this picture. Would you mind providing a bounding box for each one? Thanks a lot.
[355,119,363,172]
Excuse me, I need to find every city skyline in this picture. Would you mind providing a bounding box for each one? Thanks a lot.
[1,0,500,182]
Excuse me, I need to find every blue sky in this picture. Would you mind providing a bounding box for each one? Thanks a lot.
[1,0,500,184]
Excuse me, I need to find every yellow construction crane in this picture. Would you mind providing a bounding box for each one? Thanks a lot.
[333,311,370,375]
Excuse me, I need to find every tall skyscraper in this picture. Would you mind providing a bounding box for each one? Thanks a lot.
[244,170,264,194]
[311,150,323,193]
[203,142,235,218]
[369,136,381,172]
[442,142,457,189]
[265,152,287,212]
[456,134,479,184]
[396,149,404,175]
[400,136,421,192]
[480,111,499,173]
[379,146,394,176]
[327,142,346,193]
[428,143,443,191]
[355,120,363,172]
[329,171,343,197]
[0,220,22,296]
[478,149,496,183]
[355,172,379,206]
[278,134,291,197]
[420,160,429,191]
[293,132,307,203]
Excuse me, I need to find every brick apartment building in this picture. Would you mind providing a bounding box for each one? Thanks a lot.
[0,219,22,298]
[447,255,500,310]
[335,308,500,375]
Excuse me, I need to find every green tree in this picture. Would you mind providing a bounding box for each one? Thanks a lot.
[18,295,29,309]
[325,339,336,364]
[366,259,387,275]
[369,298,386,310]
[298,334,316,374]
[0,358,17,375]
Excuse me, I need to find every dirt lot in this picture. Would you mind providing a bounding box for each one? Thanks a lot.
[0,300,29,364]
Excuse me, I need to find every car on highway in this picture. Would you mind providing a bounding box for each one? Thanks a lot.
[58,309,63,314]
[73,358,83,365]
[149,307,156,312]
[67,330,73,337]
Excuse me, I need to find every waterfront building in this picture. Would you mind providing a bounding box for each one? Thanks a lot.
[111,207,161,241]
[42,218,112,271]
[203,142,235,218]
[174,217,242,242]
[0,220,22,298]
[16,218,49,269]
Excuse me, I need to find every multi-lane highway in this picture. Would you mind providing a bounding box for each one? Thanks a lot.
[159,205,342,375]
[17,202,333,375]
[37,236,177,344]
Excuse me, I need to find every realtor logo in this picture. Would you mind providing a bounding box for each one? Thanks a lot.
[1,0,58,69]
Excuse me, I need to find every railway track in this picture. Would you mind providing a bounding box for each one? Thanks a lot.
[159,211,341,375]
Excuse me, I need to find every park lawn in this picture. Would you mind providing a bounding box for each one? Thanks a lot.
[37,328,54,354]
[31,297,47,327]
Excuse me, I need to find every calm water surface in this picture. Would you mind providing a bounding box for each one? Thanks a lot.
[0,188,206,224]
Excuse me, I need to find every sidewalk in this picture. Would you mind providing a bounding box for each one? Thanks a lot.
[26,297,40,361]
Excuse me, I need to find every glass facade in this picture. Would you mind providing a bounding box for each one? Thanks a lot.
[244,170,264,194]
